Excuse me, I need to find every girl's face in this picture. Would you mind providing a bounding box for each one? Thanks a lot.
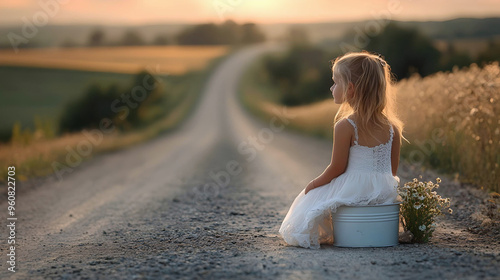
[330,75,344,104]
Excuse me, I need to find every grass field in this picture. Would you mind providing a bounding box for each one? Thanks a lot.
[0,45,230,141]
[240,56,500,193]
[0,53,229,182]
[0,66,137,138]
[0,46,229,75]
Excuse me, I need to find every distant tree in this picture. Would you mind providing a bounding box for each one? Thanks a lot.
[365,22,441,79]
[477,39,500,64]
[439,42,473,71]
[264,45,335,106]
[176,23,221,45]
[60,38,78,48]
[59,84,120,133]
[152,34,171,46]
[240,23,266,44]
[88,28,105,47]
[59,70,166,133]
[287,26,311,47]
[121,30,145,46]
[219,20,240,44]
[121,70,165,127]
[176,21,266,45]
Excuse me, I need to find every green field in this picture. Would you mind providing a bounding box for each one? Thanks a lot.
[0,53,229,181]
[0,66,170,142]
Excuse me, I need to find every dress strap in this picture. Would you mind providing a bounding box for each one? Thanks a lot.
[389,123,394,143]
[346,118,359,145]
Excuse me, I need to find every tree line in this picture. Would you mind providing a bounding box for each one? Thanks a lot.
[79,20,265,48]
[264,22,500,106]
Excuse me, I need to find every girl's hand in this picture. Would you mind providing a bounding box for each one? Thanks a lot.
[304,179,316,195]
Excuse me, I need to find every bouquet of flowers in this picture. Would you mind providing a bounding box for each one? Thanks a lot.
[397,176,452,243]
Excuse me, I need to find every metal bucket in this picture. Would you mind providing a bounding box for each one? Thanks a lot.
[333,202,401,247]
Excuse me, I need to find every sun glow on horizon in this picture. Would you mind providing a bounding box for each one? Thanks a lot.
[0,0,499,26]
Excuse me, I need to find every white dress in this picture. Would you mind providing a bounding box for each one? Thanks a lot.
[279,118,400,249]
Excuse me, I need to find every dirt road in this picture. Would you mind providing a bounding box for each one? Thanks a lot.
[0,43,498,279]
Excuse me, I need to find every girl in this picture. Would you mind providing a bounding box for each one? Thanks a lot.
[279,51,404,249]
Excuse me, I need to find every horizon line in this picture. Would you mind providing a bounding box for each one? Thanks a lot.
[1,15,499,28]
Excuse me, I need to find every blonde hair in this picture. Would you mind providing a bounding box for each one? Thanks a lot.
[331,51,405,143]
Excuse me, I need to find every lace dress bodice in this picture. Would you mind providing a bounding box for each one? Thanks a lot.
[345,118,393,174]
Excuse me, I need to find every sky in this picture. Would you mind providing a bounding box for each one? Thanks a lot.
[1,0,500,26]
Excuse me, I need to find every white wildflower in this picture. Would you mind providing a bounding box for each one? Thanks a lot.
[419,225,426,231]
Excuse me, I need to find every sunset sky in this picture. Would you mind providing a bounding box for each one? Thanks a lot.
[1,0,500,26]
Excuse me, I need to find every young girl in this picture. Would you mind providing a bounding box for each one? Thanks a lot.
[279,51,404,249]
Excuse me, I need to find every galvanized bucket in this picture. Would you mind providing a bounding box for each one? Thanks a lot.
[333,202,401,247]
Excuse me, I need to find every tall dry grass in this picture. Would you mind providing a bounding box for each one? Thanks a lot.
[398,62,499,192]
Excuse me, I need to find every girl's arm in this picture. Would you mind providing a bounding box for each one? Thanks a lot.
[391,125,401,176]
[305,119,352,194]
